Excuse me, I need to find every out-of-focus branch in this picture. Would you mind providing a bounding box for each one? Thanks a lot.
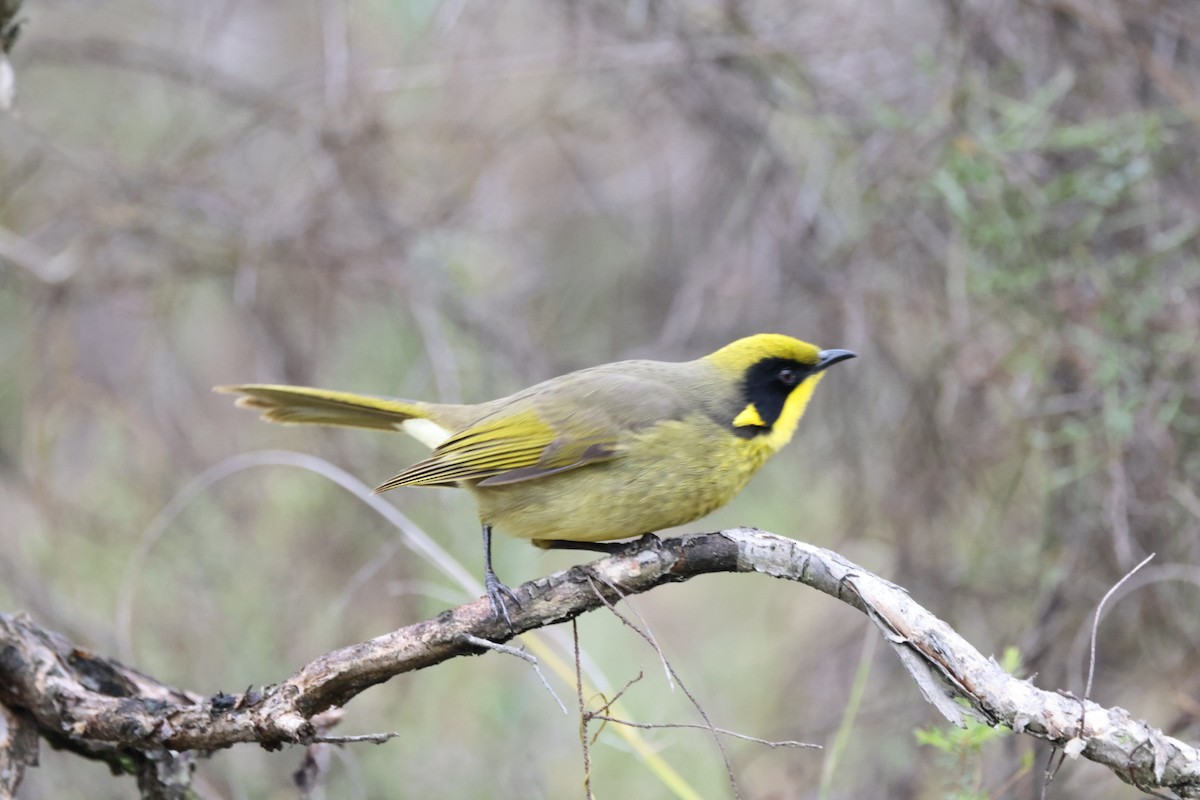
[0,0,22,109]
[23,37,287,116]
[0,0,20,55]
[1,530,1198,797]
[0,702,38,796]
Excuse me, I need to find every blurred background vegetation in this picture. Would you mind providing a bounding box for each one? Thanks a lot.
[2,0,1199,797]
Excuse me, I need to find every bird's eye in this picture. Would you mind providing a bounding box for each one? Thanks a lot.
[778,368,798,387]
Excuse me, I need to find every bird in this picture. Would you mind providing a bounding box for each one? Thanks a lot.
[216,333,855,622]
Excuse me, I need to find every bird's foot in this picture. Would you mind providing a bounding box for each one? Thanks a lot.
[484,571,521,627]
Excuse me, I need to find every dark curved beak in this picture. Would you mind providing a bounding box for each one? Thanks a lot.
[816,349,857,372]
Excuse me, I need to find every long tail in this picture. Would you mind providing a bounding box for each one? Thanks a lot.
[215,384,431,432]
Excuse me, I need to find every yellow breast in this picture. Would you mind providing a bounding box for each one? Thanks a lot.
[473,414,773,542]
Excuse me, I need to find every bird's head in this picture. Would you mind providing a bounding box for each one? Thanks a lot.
[704,333,856,450]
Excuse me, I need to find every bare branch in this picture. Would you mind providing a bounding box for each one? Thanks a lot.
[1,529,1198,797]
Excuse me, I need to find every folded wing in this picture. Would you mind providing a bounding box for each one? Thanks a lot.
[375,364,687,491]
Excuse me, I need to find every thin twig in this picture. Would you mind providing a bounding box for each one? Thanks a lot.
[309,732,402,745]
[574,619,594,800]
[1042,746,1066,800]
[589,716,820,750]
[582,671,647,747]
[593,671,644,714]
[1046,551,1158,797]
[461,634,567,714]
[588,569,674,689]
[1086,553,1155,700]
[586,573,741,799]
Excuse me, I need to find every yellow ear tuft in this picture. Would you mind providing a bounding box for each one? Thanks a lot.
[732,403,766,428]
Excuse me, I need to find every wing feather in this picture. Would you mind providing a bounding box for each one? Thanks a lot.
[373,362,696,493]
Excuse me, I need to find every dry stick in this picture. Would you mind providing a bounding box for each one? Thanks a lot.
[1085,554,1162,800]
[588,569,676,690]
[1043,552,1158,799]
[581,670,651,756]
[1085,553,1156,701]
[1066,562,1200,690]
[598,671,647,717]
[310,732,402,745]
[574,619,594,800]
[2,529,1199,798]
[588,716,818,750]
[584,573,742,799]
[460,634,567,714]
[1041,742,1065,800]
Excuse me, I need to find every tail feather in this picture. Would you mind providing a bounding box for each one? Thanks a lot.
[215,384,429,432]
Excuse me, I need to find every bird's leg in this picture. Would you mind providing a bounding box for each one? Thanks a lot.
[532,532,662,554]
[482,523,520,625]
